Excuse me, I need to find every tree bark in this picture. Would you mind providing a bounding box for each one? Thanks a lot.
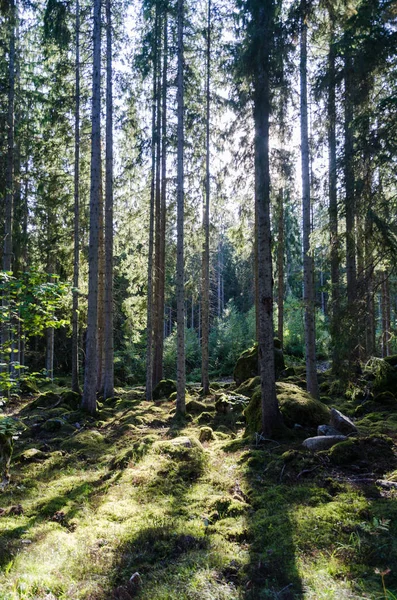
[153,10,168,388]
[300,0,319,398]
[254,2,283,437]
[327,10,341,373]
[344,42,358,364]
[72,0,81,393]
[152,8,163,389]
[201,0,211,395]
[103,0,114,399]
[97,164,105,393]
[277,187,284,347]
[176,0,186,414]
[145,8,159,401]
[82,0,101,414]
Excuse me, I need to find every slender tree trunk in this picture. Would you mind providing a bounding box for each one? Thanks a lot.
[145,10,158,401]
[82,0,101,414]
[46,252,55,382]
[103,0,114,399]
[97,159,105,393]
[254,3,283,437]
[277,187,284,346]
[3,0,15,274]
[176,0,185,414]
[201,0,211,395]
[153,10,168,388]
[72,0,81,393]
[344,43,358,364]
[328,11,341,373]
[153,9,163,388]
[300,0,319,398]
[2,0,16,378]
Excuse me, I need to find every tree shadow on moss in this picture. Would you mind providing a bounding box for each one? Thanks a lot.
[241,445,304,599]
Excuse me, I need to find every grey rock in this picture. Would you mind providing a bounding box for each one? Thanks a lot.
[303,435,347,451]
[330,408,357,435]
[317,424,343,436]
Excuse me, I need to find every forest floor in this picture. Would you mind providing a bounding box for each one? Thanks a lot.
[1,371,397,600]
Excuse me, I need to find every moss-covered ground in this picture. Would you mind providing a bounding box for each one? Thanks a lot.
[1,375,397,599]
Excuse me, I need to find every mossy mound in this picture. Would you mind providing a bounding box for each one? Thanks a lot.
[153,436,206,480]
[233,342,285,386]
[235,376,260,398]
[329,435,395,470]
[196,411,215,425]
[28,391,60,410]
[186,399,208,414]
[60,390,81,410]
[364,357,397,394]
[109,435,156,470]
[199,426,215,442]
[244,382,330,435]
[60,430,107,456]
[153,379,177,400]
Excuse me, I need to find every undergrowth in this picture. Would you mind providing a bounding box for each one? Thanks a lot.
[0,378,396,599]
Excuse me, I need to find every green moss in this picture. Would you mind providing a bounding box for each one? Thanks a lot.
[233,341,285,386]
[153,379,177,400]
[185,399,207,414]
[329,435,395,469]
[196,411,214,425]
[60,430,107,456]
[198,426,215,442]
[235,376,260,398]
[60,390,81,410]
[244,382,330,434]
[153,436,207,481]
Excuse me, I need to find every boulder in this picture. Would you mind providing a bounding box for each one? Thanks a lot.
[330,408,357,435]
[29,391,60,410]
[199,427,215,442]
[215,393,248,414]
[233,341,285,386]
[317,424,343,436]
[186,400,208,414]
[19,448,47,462]
[153,379,177,400]
[42,418,64,432]
[244,382,330,435]
[60,390,81,410]
[303,435,347,451]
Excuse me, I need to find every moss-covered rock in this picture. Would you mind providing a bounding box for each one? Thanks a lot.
[244,382,330,435]
[153,436,206,480]
[60,390,81,410]
[233,342,285,386]
[153,379,177,400]
[373,391,397,406]
[109,435,156,470]
[235,377,260,398]
[199,426,215,442]
[61,430,106,456]
[329,435,395,468]
[186,399,208,414]
[42,418,65,432]
[29,391,60,410]
[215,393,248,414]
[197,411,215,425]
[18,448,47,462]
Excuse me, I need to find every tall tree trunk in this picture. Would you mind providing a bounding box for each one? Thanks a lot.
[344,42,358,364]
[328,10,341,373]
[300,0,319,398]
[145,8,159,401]
[176,0,186,414]
[201,0,211,395]
[2,0,16,378]
[254,2,283,437]
[3,0,15,274]
[97,162,105,392]
[72,0,81,393]
[152,9,163,388]
[153,10,168,387]
[277,187,284,347]
[103,0,114,399]
[82,0,101,414]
